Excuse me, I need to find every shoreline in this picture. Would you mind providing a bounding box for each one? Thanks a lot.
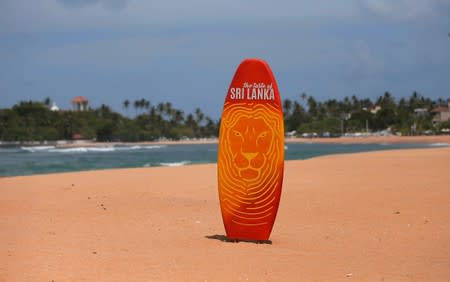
[285,135,450,144]
[2,138,450,178]
[1,147,449,281]
[2,135,450,149]
[46,135,450,147]
[1,144,449,179]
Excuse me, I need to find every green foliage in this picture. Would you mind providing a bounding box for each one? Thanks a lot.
[283,92,442,136]
[0,92,446,142]
[0,100,219,142]
[439,120,450,128]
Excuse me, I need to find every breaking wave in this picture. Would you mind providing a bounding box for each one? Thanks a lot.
[428,143,450,147]
[20,146,55,152]
[116,145,166,150]
[20,144,167,154]
[48,147,116,153]
[159,161,191,167]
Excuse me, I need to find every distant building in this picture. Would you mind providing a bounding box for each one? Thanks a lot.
[71,96,89,111]
[370,105,381,114]
[431,99,450,125]
[286,130,297,138]
[413,108,428,117]
[72,133,85,140]
[50,102,59,112]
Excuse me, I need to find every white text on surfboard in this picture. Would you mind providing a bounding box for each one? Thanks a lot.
[229,82,275,101]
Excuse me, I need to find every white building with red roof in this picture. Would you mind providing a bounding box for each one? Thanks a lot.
[71,96,89,111]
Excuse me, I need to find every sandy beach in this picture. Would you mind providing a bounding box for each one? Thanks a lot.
[285,135,450,145]
[1,147,449,281]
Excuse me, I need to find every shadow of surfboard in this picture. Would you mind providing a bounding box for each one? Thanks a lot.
[205,234,272,245]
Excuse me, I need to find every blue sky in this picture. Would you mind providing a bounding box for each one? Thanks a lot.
[1,0,449,118]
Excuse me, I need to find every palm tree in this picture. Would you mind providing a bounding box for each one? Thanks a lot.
[204,117,216,137]
[360,98,373,110]
[300,92,307,106]
[283,99,292,117]
[381,91,395,109]
[351,95,360,110]
[134,100,140,117]
[343,96,351,112]
[307,96,318,117]
[156,102,164,113]
[139,99,146,114]
[186,113,195,125]
[43,97,51,108]
[195,108,204,126]
[123,100,130,117]
[164,102,173,119]
[171,110,184,126]
[325,99,339,117]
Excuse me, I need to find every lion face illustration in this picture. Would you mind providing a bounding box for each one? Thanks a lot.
[218,102,284,230]
[219,103,283,187]
[228,116,273,180]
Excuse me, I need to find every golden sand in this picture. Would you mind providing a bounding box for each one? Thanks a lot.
[1,147,449,281]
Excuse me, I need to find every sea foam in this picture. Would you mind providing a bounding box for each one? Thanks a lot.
[428,143,450,147]
[48,147,116,153]
[21,146,55,152]
[116,145,166,151]
[20,144,167,154]
[159,161,191,167]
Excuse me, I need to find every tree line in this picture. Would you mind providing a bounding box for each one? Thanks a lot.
[283,92,449,136]
[0,99,218,142]
[0,92,448,142]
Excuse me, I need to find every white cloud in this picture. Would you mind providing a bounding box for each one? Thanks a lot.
[1,0,361,33]
[57,0,128,11]
[2,0,449,33]
[359,0,450,22]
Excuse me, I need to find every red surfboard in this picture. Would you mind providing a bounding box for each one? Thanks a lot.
[217,58,284,241]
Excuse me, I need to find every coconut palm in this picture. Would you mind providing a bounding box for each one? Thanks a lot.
[43,97,51,107]
[123,100,130,116]
[283,99,292,117]
[133,100,140,117]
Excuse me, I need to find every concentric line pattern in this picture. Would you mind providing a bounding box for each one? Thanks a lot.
[218,102,284,227]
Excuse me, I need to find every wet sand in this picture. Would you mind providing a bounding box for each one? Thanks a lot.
[1,147,449,281]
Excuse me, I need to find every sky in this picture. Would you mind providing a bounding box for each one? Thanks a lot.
[1,0,449,118]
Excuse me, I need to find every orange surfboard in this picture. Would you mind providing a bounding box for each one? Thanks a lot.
[217,58,284,241]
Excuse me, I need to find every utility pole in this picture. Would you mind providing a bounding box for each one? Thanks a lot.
[340,113,349,136]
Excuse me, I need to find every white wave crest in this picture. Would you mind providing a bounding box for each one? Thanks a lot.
[20,144,166,154]
[117,145,166,151]
[428,143,450,147]
[48,147,116,153]
[21,146,55,152]
[159,161,190,167]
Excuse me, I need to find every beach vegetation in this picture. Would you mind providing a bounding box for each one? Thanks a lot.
[0,92,447,142]
[0,99,219,142]
[284,91,444,136]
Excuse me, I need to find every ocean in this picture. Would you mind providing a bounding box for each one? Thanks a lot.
[0,142,448,177]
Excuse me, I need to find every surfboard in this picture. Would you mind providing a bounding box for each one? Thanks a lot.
[217,58,285,241]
